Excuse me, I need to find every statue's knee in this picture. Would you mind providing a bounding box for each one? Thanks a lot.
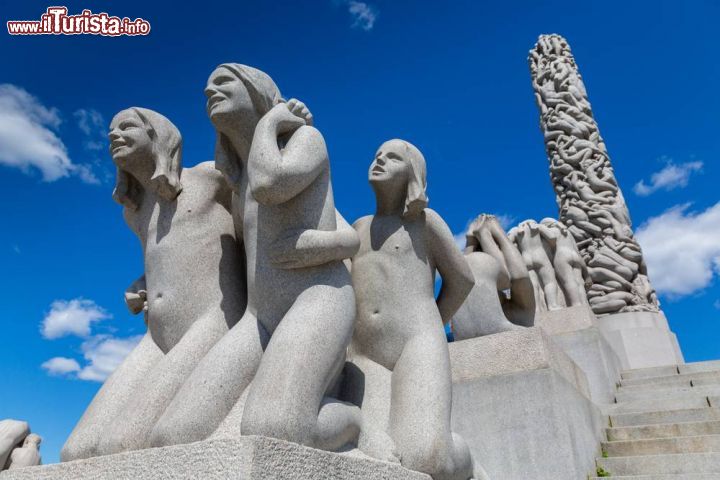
[399,437,449,476]
[242,408,308,444]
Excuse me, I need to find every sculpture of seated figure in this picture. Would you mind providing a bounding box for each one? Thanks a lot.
[150,64,361,452]
[0,420,30,469]
[345,139,482,480]
[62,108,248,460]
[452,214,535,340]
[5,434,41,470]
[537,218,591,307]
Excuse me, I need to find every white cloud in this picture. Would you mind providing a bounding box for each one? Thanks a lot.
[41,298,111,339]
[634,160,703,196]
[347,1,378,30]
[73,108,104,136]
[76,335,143,382]
[635,202,720,297]
[0,84,100,183]
[40,335,143,382]
[714,299,720,310]
[41,357,81,376]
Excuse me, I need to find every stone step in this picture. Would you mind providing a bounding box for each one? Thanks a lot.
[615,386,720,404]
[590,475,720,479]
[622,365,680,380]
[678,361,720,375]
[610,408,720,428]
[605,394,711,415]
[620,371,720,388]
[607,421,720,441]
[692,376,720,387]
[602,434,720,457]
[595,452,720,476]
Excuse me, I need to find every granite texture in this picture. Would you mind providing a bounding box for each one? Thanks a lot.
[0,437,429,480]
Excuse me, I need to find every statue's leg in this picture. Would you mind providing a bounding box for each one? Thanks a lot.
[98,311,229,455]
[150,311,268,447]
[61,333,162,461]
[554,259,584,306]
[389,330,474,480]
[538,263,562,309]
[241,282,359,450]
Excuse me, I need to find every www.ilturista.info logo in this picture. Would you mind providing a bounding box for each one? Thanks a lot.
[7,7,151,36]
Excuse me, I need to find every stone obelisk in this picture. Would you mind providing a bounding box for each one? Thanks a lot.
[528,34,683,368]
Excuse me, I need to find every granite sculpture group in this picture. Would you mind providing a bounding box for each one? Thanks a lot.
[1,34,680,480]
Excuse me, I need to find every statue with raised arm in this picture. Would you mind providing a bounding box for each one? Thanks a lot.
[537,218,590,307]
[62,107,247,460]
[512,220,563,311]
[0,420,30,469]
[151,64,361,452]
[5,434,41,470]
[344,139,483,480]
[452,214,535,340]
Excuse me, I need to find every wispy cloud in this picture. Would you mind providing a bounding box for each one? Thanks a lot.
[636,202,720,297]
[75,335,143,382]
[41,335,142,382]
[39,297,143,382]
[74,108,106,152]
[633,159,703,196]
[0,84,99,184]
[42,357,81,376]
[346,1,378,31]
[12,244,20,254]
[714,299,720,310]
[41,298,111,339]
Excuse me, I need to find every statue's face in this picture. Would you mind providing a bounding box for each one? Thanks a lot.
[108,110,153,169]
[205,67,257,130]
[369,140,410,189]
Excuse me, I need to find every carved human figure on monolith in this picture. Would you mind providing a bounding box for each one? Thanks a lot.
[150,64,361,451]
[452,214,535,339]
[62,108,247,460]
[344,139,481,480]
[537,218,590,307]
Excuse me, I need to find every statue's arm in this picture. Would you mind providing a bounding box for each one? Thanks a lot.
[269,210,361,269]
[426,209,474,324]
[248,103,326,206]
[124,274,147,315]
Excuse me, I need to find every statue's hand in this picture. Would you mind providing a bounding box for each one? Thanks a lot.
[124,289,147,315]
[265,102,306,135]
[286,98,313,126]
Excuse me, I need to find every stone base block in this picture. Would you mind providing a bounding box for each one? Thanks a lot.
[597,311,685,370]
[536,306,622,405]
[449,327,605,480]
[0,436,429,480]
[536,304,596,335]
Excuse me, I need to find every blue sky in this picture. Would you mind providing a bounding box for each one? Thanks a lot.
[1,0,719,464]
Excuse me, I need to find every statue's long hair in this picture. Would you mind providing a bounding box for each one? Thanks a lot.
[213,64,284,192]
[396,139,428,218]
[112,107,183,210]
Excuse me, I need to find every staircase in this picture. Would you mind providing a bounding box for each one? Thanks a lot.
[591,360,720,479]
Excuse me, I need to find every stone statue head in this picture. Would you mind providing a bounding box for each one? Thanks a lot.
[110,108,183,210]
[369,139,428,218]
[540,217,569,234]
[206,63,283,190]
